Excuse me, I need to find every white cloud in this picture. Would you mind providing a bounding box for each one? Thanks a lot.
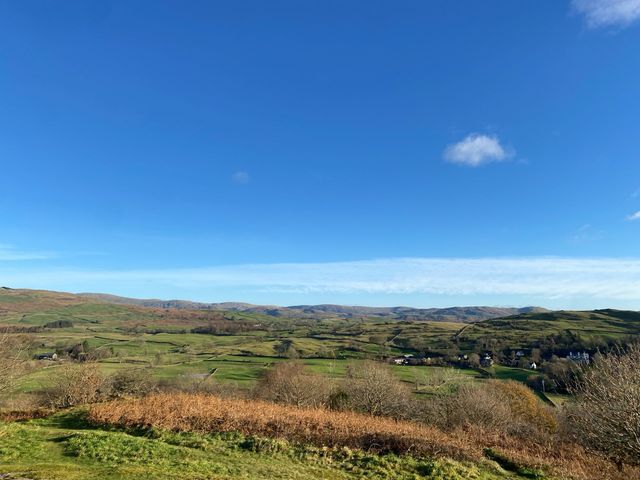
[572,0,640,28]
[4,257,640,301]
[627,211,640,221]
[231,171,250,184]
[0,244,53,261]
[443,134,511,167]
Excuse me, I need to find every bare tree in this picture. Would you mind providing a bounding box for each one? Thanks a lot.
[341,361,412,417]
[0,330,29,395]
[254,361,331,408]
[467,353,480,368]
[109,367,158,399]
[564,344,640,470]
[45,362,108,408]
[412,367,461,392]
[429,382,513,432]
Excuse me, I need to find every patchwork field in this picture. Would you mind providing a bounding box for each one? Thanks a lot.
[2,289,640,479]
[2,288,639,399]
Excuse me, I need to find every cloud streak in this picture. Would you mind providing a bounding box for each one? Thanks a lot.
[0,244,54,261]
[627,211,640,221]
[572,0,640,28]
[443,134,511,167]
[3,257,640,301]
[231,171,250,184]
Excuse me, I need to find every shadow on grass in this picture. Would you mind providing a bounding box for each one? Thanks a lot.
[484,448,546,479]
[42,409,94,430]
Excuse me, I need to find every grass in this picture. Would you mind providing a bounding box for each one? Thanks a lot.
[86,393,640,480]
[4,290,640,479]
[0,411,516,480]
[458,310,640,351]
[3,289,640,421]
[88,393,476,460]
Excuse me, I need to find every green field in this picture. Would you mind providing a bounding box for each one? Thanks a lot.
[3,289,640,399]
[0,411,522,480]
[2,289,639,480]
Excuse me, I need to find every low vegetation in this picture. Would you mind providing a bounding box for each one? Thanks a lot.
[89,393,472,459]
[0,411,518,480]
[87,391,637,480]
[2,289,640,479]
[0,330,29,395]
[563,344,640,470]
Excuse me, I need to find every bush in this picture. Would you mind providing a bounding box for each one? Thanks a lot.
[45,320,73,329]
[109,368,157,399]
[88,393,639,480]
[254,361,332,408]
[492,381,557,434]
[563,344,640,469]
[424,380,556,437]
[341,361,413,417]
[0,332,30,396]
[88,393,471,460]
[428,383,513,432]
[44,363,108,408]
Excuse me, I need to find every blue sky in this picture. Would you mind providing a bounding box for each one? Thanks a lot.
[1,0,640,309]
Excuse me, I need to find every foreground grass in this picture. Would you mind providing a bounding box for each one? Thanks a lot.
[88,394,640,480]
[0,411,513,480]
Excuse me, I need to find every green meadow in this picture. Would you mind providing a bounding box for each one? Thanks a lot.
[3,289,640,398]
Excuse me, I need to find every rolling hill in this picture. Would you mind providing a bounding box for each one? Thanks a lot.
[77,291,547,322]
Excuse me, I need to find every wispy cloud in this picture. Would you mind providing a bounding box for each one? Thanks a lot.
[570,224,603,243]
[627,211,640,221]
[0,244,54,261]
[443,134,512,167]
[231,171,250,185]
[572,0,640,29]
[4,257,640,301]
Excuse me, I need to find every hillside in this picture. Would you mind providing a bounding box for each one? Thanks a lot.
[2,288,640,480]
[1,287,639,390]
[457,309,640,352]
[77,291,546,323]
[0,410,533,480]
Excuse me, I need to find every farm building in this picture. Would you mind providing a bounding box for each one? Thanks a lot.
[567,351,590,364]
[34,352,58,361]
[480,355,494,367]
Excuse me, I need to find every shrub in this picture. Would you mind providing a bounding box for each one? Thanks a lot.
[109,368,157,399]
[340,361,413,417]
[428,383,513,432]
[254,361,332,408]
[0,331,30,396]
[88,393,473,460]
[44,363,108,408]
[424,380,557,437]
[44,320,73,329]
[563,344,640,469]
[492,381,557,434]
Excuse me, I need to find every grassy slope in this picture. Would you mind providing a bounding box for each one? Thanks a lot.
[3,289,640,479]
[0,412,515,480]
[458,310,640,349]
[3,289,640,395]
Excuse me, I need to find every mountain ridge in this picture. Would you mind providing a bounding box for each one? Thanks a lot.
[77,292,548,323]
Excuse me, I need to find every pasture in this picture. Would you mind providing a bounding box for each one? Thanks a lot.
[3,289,640,399]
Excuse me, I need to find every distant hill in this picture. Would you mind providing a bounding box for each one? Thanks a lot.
[78,291,547,323]
[457,308,640,351]
[77,293,259,311]
[2,287,639,357]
